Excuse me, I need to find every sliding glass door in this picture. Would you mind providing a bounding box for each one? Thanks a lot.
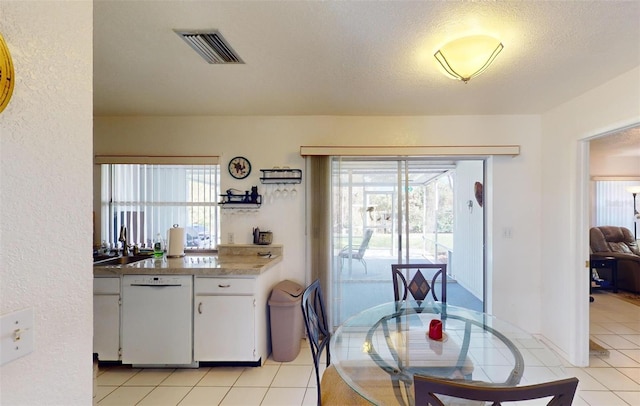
[330,157,484,326]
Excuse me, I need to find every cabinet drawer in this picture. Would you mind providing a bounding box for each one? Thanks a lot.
[195,277,255,295]
[94,277,120,294]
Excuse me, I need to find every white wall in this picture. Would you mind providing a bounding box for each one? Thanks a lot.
[0,1,93,404]
[94,115,545,330]
[541,66,640,366]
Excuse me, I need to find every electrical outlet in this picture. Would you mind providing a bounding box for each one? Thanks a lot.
[228,232,234,244]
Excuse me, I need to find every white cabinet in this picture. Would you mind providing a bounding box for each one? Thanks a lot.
[93,259,282,366]
[194,294,255,361]
[194,270,280,364]
[93,277,120,361]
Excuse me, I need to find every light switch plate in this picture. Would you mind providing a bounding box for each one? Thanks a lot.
[1,307,34,366]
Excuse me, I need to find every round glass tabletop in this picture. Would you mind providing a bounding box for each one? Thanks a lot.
[330,301,569,405]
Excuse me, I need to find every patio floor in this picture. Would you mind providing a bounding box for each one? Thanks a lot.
[332,252,483,326]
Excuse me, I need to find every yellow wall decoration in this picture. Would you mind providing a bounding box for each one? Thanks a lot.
[0,33,15,113]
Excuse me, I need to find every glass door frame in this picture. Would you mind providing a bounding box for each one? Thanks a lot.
[330,157,469,327]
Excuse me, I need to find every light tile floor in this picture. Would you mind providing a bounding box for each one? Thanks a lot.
[570,291,640,405]
[95,292,640,405]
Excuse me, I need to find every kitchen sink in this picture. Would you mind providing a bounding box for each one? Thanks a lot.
[93,255,152,266]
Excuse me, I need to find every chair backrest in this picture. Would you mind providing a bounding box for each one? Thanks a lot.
[301,279,331,406]
[392,263,447,303]
[413,374,579,406]
[357,228,374,257]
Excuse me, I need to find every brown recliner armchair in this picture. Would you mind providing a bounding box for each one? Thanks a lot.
[590,226,640,293]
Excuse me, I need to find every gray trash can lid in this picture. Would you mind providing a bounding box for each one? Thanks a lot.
[269,280,304,304]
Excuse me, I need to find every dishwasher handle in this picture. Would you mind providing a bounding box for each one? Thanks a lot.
[129,283,183,287]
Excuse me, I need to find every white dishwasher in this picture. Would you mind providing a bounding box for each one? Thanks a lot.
[121,275,194,367]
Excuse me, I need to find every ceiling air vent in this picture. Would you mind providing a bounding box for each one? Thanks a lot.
[175,30,244,64]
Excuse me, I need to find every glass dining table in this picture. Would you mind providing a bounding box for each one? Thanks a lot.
[330,301,570,406]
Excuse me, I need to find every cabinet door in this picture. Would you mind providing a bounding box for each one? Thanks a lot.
[194,295,255,361]
[93,294,120,360]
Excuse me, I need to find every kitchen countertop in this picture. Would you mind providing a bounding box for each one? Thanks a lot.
[94,245,283,277]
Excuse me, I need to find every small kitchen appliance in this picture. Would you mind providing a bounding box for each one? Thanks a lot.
[253,227,273,245]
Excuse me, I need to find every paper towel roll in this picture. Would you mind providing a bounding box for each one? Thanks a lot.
[167,225,185,257]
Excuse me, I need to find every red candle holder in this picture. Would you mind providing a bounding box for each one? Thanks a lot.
[428,319,443,340]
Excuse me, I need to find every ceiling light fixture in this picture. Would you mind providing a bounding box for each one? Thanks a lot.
[434,35,503,83]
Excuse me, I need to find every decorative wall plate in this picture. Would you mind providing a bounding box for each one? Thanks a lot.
[228,156,251,179]
[474,182,484,207]
[0,33,15,114]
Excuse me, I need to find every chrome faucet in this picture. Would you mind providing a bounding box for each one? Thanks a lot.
[119,225,130,256]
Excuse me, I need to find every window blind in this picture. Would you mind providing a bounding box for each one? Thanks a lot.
[594,180,639,233]
[100,164,220,251]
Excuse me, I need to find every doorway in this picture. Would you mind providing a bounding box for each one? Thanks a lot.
[329,157,485,327]
[587,126,640,362]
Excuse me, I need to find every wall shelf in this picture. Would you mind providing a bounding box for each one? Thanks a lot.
[259,169,302,184]
[219,193,262,209]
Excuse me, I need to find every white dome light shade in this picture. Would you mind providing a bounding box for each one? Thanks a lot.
[434,35,504,83]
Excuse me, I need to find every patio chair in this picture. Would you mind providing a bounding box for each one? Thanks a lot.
[413,374,579,406]
[338,229,374,273]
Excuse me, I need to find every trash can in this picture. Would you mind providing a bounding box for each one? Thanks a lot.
[269,280,304,362]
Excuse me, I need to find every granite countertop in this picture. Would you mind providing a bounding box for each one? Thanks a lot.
[94,244,283,277]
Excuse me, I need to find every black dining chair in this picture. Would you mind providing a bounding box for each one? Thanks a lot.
[391,263,447,304]
[413,374,579,406]
[300,279,333,406]
[301,279,370,406]
[388,263,475,405]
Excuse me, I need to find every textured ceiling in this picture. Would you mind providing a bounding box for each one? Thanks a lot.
[93,1,640,117]
[590,126,640,160]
